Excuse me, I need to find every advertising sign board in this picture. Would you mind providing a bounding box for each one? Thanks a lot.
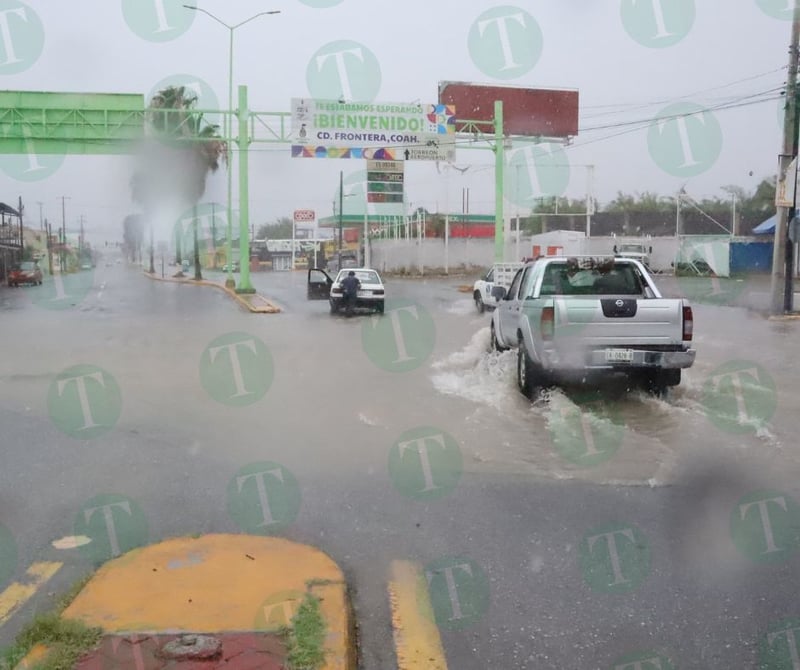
[438,82,578,138]
[291,98,456,161]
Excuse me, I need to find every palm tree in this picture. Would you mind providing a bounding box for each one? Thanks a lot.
[122,213,144,263]
[131,85,226,279]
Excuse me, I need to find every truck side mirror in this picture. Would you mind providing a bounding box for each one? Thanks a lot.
[649,247,653,254]
[613,245,618,254]
[491,286,507,301]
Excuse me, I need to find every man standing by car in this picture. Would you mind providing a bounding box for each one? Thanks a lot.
[341,270,360,317]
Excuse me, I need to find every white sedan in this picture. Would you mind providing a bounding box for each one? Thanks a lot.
[306,267,385,314]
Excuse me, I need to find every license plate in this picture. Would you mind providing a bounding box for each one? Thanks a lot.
[605,348,634,363]
[357,290,371,297]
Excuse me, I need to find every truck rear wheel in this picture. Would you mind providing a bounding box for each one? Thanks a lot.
[490,322,507,352]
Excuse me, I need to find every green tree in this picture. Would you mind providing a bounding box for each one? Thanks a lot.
[257,217,294,240]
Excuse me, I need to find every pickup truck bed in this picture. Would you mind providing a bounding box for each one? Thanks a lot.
[490,256,695,396]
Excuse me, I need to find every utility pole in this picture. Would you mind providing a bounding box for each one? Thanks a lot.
[46,219,53,275]
[338,170,343,271]
[60,196,69,273]
[771,14,800,314]
[17,196,24,252]
[36,201,44,230]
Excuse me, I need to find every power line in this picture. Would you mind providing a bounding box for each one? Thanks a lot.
[580,65,789,118]
[569,91,784,150]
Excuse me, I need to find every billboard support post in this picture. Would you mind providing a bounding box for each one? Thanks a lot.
[236,85,255,294]
[494,100,504,263]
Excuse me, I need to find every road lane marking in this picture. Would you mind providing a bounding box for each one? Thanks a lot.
[388,560,448,670]
[0,562,62,626]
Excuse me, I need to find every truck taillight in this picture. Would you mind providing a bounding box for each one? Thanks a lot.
[541,306,555,341]
[682,305,693,341]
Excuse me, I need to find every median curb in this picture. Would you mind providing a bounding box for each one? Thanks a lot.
[143,271,281,314]
[19,535,355,670]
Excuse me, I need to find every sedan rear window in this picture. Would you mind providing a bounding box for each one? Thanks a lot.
[336,271,380,284]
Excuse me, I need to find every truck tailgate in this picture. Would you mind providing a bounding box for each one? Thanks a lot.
[555,298,685,346]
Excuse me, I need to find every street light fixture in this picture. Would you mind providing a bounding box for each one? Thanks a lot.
[183,5,280,290]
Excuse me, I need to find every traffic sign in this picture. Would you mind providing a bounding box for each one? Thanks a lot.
[402,138,456,162]
[293,209,315,222]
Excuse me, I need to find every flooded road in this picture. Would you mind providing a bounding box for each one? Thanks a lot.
[1,263,799,669]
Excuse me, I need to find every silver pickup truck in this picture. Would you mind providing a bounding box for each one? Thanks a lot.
[490,256,695,396]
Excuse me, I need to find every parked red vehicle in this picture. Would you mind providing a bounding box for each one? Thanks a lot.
[8,261,43,287]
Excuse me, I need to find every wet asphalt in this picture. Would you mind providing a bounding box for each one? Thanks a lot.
[0,260,799,669]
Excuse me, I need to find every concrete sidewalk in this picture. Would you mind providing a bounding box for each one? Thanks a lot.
[25,535,355,670]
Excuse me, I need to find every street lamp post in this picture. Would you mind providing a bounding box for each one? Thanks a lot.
[338,170,343,271]
[183,5,279,290]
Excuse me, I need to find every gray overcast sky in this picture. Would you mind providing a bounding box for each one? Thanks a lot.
[0,0,793,242]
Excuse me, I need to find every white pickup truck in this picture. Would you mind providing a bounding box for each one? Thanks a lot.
[490,256,695,396]
[473,262,523,313]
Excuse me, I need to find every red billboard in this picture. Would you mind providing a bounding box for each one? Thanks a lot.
[438,82,579,138]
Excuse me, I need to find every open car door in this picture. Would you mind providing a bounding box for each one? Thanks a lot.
[307,268,333,300]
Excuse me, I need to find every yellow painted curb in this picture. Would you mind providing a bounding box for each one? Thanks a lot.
[14,643,48,670]
[457,285,473,293]
[0,561,62,627]
[388,560,448,670]
[143,271,281,313]
[63,535,354,670]
[768,314,800,321]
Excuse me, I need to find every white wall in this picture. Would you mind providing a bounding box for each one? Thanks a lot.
[370,233,685,274]
[370,238,493,273]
